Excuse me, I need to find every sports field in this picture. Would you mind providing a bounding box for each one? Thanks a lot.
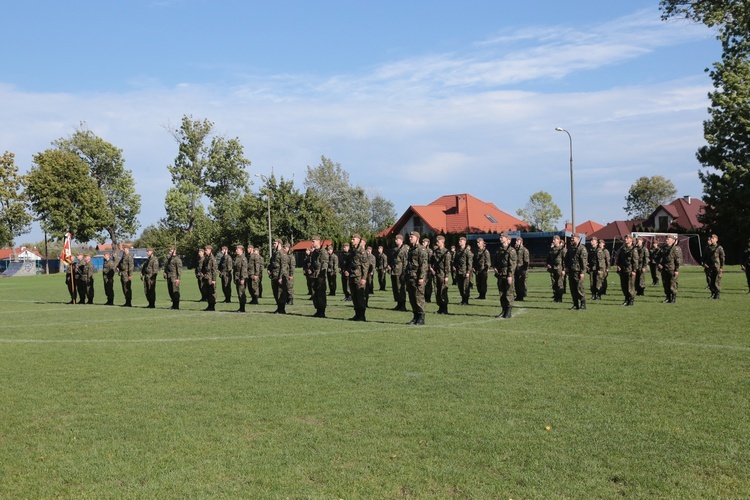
[1,267,748,498]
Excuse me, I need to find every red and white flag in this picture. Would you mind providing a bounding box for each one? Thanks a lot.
[60,233,74,265]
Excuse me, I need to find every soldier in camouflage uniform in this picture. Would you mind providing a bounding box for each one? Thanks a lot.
[327,245,338,296]
[340,243,351,301]
[303,247,313,298]
[599,238,610,296]
[514,237,529,301]
[493,232,517,319]
[405,232,429,325]
[615,235,639,306]
[347,234,369,321]
[201,245,218,311]
[102,251,117,306]
[247,245,262,305]
[472,238,491,300]
[195,248,206,302]
[431,235,451,315]
[376,246,388,291]
[421,238,434,303]
[366,245,376,300]
[284,242,295,305]
[587,236,600,300]
[164,246,182,310]
[140,247,159,308]
[254,247,264,299]
[267,238,290,314]
[564,233,588,310]
[453,237,473,305]
[634,237,649,296]
[648,240,660,286]
[74,253,88,305]
[218,246,234,303]
[233,245,248,312]
[309,236,329,318]
[388,235,408,311]
[658,234,682,303]
[117,246,134,307]
[704,234,725,299]
[546,235,566,303]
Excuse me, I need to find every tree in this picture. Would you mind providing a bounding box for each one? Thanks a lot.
[25,149,108,243]
[0,151,33,250]
[516,191,562,231]
[53,124,141,247]
[661,1,750,258]
[369,194,397,233]
[623,175,678,220]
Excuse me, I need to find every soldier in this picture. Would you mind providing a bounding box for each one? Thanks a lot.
[247,245,262,305]
[564,233,588,310]
[704,234,725,299]
[164,246,182,310]
[514,237,530,301]
[376,246,388,291]
[648,240,661,286]
[471,238,490,300]
[658,234,682,303]
[285,242,296,305]
[117,245,134,307]
[421,238,433,303]
[405,231,429,325]
[74,253,87,304]
[201,245,218,311]
[254,246,265,299]
[346,233,369,321]
[327,245,338,296]
[340,242,351,301]
[388,234,408,311]
[233,244,248,312]
[431,235,451,314]
[303,247,313,298]
[546,235,566,302]
[218,246,234,303]
[195,247,206,302]
[492,232,517,318]
[366,245,376,299]
[102,251,117,306]
[449,245,457,285]
[587,236,600,300]
[267,238,290,314]
[140,247,159,308]
[309,236,329,317]
[742,239,750,293]
[615,235,639,306]
[634,237,649,296]
[453,237,473,305]
[599,238,610,296]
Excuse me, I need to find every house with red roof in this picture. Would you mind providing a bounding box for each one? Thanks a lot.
[380,193,529,238]
[562,220,604,235]
[644,196,706,231]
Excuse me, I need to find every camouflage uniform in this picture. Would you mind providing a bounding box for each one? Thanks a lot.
[327,249,338,296]
[377,249,388,291]
[564,237,588,310]
[658,238,682,303]
[546,240,566,303]
[514,242,529,301]
[268,243,290,313]
[310,242,329,317]
[493,238,517,318]
[285,247,296,305]
[201,250,218,311]
[233,250,248,312]
[389,241,408,311]
[431,243,451,314]
[348,240,369,321]
[705,239,725,299]
[405,235,429,325]
[102,255,117,305]
[118,250,134,306]
[164,251,183,310]
[141,251,159,308]
[615,239,639,306]
[218,250,234,303]
[635,241,649,296]
[473,244,491,300]
[453,243,473,305]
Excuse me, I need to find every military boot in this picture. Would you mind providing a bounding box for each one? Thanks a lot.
[505,307,512,318]
[407,313,417,325]
[415,314,425,326]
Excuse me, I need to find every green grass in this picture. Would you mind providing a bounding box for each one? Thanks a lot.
[1,267,748,498]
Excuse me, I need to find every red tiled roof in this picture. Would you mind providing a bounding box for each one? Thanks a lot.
[589,220,644,242]
[646,197,706,230]
[563,220,604,234]
[291,240,333,252]
[0,247,44,260]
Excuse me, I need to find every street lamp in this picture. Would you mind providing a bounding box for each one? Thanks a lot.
[555,127,575,236]
[254,173,272,258]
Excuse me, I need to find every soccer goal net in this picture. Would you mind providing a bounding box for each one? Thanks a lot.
[630,232,702,266]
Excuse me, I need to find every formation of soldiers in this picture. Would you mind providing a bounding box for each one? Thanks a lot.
[65,231,739,319]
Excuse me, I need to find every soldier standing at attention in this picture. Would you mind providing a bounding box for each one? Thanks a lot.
[83,254,96,304]
[201,245,218,311]
[309,236,329,318]
[599,238,610,296]
[346,234,369,322]
[118,245,134,307]
[327,245,338,296]
[648,240,660,286]
[493,232,517,319]
[284,242,295,306]
[449,245,457,285]
[247,245,261,305]
[268,238,289,314]
[658,234,682,303]
[420,238,433,303]
[164,246,182,310]
[405,232,429,325]
[254,246,265,299]
[366,245,376,299]
[196,247,206,302]
[514,237,529,301]
[704,234,725,299]
[587,236,600,300]
[472,238,490,300]
[564,233,588,310]
[741,239,750,293]
[339,242,351,301]
[376,246,388,291]
[388,234,408,311]
[616,235,639,306]
[233,245,248,312]
[634,237,649,296]
[453,237,473,305]
[546,235,566,303]
[140,247,159,308]
[218,246,234,303]
[303,247,313,298]
[431,235,451,314]
[102,251,117,306]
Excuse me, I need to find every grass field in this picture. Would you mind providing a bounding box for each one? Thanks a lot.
[1,267,748,498]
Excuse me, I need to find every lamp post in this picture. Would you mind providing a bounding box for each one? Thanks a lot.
[555,127,575,235]
[254,173,272,258]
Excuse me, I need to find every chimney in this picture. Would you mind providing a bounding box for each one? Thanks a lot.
[456,194,466,213]
[683,195,690,204]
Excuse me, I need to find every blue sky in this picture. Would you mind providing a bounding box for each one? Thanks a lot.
[2,1,720,244]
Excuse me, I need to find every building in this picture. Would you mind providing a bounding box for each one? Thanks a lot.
[644,196,706,231]
[563,220,604,235]
[380,193,529,238]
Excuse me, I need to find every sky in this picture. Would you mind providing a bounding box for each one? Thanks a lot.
[1,0,721,245]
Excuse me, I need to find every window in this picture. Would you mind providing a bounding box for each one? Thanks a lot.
[658,216,669,231]
[485,214,498,224]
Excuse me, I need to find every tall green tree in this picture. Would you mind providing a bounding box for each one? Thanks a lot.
[53,124,141,247]
[369,193,397,233]
[623,175,678,220]
[661,1,750,257]
[0,151,33,250]
[516,191,562,231]
[25,149,108,243]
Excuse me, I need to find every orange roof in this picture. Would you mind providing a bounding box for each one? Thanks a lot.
[291,239,333,252]
[385,193,529,237]
[563,220,604,234]
[0,247,44,260]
